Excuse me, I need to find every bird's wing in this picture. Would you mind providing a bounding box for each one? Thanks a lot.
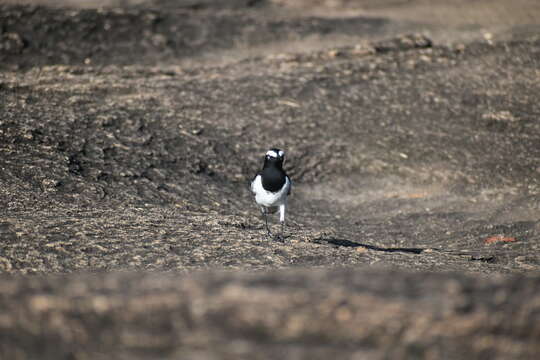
[250,173,261,193]
[286,176,292,195]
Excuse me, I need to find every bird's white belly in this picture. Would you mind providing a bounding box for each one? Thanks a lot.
[251,175,289,207]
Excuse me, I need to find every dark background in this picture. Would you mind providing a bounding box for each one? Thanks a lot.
[1,1,539,359]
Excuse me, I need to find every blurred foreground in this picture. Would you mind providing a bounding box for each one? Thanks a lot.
[1,0,539,358]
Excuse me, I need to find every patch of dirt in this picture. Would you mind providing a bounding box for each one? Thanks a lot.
[1,1,540,359]
[1,269,540,360]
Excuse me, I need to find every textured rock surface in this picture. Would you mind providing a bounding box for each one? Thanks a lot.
[1,270,539,360]
[1,0,540,358]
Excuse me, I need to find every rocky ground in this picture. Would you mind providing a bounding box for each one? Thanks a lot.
[1,0,540,359]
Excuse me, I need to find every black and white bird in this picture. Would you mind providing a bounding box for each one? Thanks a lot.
[250,148,291,241]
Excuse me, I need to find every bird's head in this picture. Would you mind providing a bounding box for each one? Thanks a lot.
[264,148,285,166]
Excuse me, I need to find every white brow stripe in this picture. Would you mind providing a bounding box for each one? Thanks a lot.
[266,150,279,158]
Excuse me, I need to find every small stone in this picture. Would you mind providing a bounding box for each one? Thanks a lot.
[328,49,343,58]
[484,236,517,245]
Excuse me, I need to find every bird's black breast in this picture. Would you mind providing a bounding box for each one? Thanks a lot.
[260,167,286,192]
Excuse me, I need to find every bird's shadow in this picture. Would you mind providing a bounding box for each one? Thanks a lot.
[315,237,424,254]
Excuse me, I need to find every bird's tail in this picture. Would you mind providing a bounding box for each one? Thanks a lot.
[266,206,279,214]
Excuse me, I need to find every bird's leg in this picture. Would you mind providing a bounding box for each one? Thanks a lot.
[260,207,272,238]
[276,203,286,242]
